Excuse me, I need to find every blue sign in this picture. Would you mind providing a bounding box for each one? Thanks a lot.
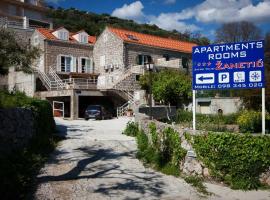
[192,40,265,90]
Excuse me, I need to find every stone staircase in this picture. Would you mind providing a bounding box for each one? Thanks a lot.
[33,67,66,90]
[108,65,144,117]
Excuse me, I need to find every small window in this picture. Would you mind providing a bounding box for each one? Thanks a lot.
[126,34,138,41]
[182,57,189,69]
[81,58,92,73]
[59,31,68,40]
[60,56,72,72]
[136,55,152,65]
[100,55,105,67]
[79,34,88,44]
[163,54,170,61]
[136,75,140,81]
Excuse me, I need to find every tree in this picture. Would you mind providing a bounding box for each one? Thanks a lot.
[0,28,39,75]
[140,69,192,107]
[215,21,262,43]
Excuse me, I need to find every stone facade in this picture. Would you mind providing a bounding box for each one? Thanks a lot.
[124,43,191,73]
[94,27,192,76]
[94,28,125,74]
[32,30,95,74]
[0,108,35,152]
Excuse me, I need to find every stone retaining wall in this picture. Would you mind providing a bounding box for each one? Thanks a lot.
[0,108,35,152]
[135,113,270,186]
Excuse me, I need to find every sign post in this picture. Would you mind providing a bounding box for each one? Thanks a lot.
[192,40,265,134]
[192,90,196,130]
[262,88,266,135]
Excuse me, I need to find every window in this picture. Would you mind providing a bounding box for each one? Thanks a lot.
[60,56,72,72]
[182,57,189,69]
[59,31,68,41]
[81,58,92,73]
[126,34,138,41]
[79,34,88,44]
[163,54,170,61]
[100,55,105,67]
[103,33,108,42]
[136,55,152,65]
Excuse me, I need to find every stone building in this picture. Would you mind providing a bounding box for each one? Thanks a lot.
[0,0,52,29]
[1,25,196,119]
[94,27,195,90]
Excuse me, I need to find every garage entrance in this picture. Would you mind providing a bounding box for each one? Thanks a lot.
[78,96,115,118]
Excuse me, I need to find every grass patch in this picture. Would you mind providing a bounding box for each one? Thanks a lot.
[184,176,210,195]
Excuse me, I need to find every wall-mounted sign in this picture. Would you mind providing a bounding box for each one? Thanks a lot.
[192,40,265,90]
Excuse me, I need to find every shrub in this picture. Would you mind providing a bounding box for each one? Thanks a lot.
[192,132,270,190]
[176,109,239,125]
[135,122,186,177]
[176,109,192,123]
[136,130,150,159]
[123,121,139,137]
[0,90,56,199]
[236,110,270,133]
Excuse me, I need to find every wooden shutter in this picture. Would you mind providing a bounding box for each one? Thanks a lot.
[71,57,76,72]
[57,55,61,72]
[86,59,91,73]
[78,58,82,73]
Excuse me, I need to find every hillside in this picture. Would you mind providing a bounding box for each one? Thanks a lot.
[48,8,210,45]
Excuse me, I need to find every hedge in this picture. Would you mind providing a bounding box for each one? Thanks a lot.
[191,132,270,190]
[0,90,56,199]
[176,109,270,133]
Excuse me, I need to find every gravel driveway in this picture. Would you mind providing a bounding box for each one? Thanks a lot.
[34,117,270,200]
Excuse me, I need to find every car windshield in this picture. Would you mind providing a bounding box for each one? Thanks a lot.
[86,105,101,111]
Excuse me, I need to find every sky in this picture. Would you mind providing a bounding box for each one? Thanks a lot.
[45,0,270,40]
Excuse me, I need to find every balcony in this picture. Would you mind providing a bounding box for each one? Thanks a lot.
[62,78,97,90]
[155,58,186,70]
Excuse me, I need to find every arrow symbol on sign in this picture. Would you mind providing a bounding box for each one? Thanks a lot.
[198,76,213,82]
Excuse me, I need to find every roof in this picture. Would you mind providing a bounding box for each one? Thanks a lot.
[36,28,96,44]
[108,27,197,53]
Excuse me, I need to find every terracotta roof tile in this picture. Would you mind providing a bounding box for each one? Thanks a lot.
[108,27,197,53]
[36,28,96,44]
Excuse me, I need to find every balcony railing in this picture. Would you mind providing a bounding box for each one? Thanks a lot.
[62,78,97,90]
[156,58,183,69]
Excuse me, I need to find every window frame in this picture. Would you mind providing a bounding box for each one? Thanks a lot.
[59,55,73,72]
[80,57,92,73]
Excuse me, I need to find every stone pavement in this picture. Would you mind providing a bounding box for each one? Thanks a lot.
[34,117,270,200]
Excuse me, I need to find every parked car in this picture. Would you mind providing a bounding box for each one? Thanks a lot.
[84,105,112,120]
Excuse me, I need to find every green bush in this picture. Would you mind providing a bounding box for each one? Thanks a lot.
[135,123,186,177]
[237,110,270,133]
[192,132,270,190]
[176,110,239,125]
[123,121,139,137]
[0,90,55,136]
[0,90,56,199]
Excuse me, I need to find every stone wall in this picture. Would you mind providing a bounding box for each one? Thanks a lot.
[138,105,177,120]
[44,40,94,73]
[135,113,270,185]
[0,108,35,152]
[0,75,8,90]
[94,28,125,74]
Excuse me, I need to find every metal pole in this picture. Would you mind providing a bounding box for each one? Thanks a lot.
[262,88,266,135]
[192,90,196,131]
[149,69,153,120]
